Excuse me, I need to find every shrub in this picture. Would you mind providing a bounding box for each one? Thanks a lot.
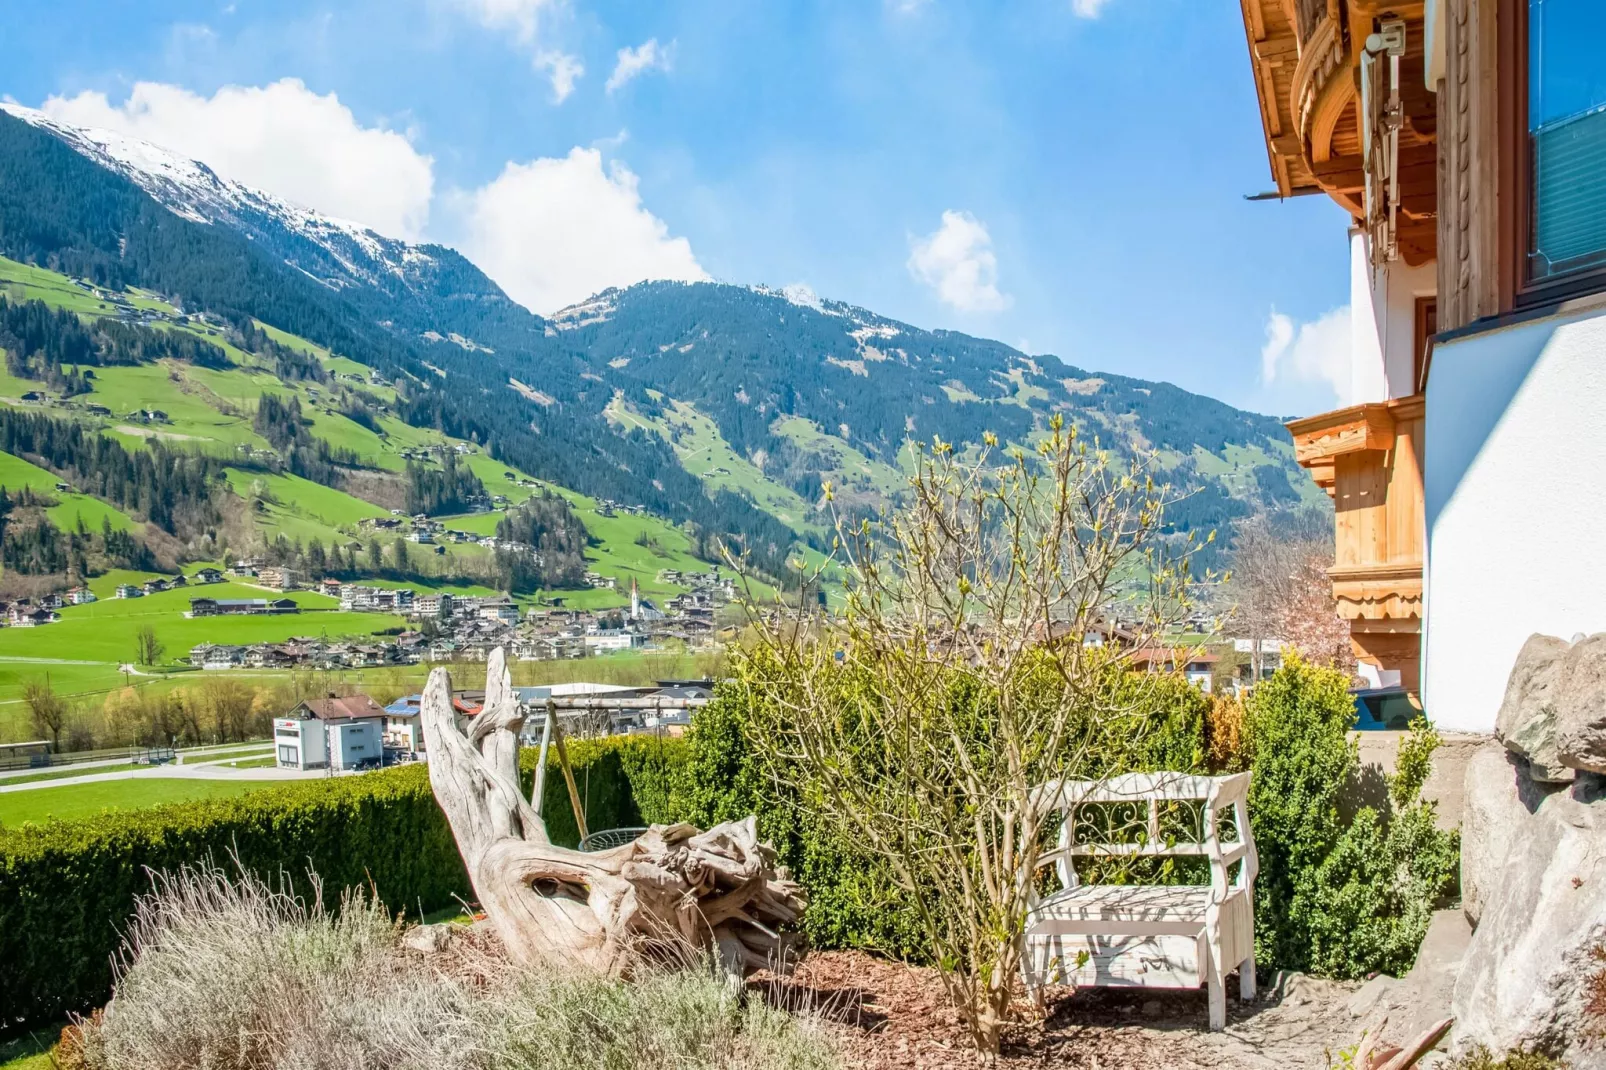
[0,738,689,1032]
[1245,657,1460,978]
[0,764,464,1031]
[63,861,837,1070]
[674,651,1216,963]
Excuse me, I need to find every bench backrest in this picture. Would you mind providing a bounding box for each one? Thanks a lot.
[1028,771,1256,897]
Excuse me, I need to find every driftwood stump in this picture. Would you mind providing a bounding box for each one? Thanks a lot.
[420,649,806,978]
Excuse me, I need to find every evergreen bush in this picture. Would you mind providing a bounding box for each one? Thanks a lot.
[1244,656,1460,978]
[0,736,687,1031]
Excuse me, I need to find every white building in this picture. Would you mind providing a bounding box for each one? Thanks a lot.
[274,695,387,770]
[1239,0,1606,732]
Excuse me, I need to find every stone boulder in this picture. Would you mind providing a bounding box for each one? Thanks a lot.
[1560,634,1606,776]
[1452,763,1606,1065]
[1495,633,1574,783]
[1460,742,1554,926]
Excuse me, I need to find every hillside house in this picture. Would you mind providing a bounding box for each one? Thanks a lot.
[258,567,300,592]
[1237,0,1606,731]
[193,567,224,585]
[274,695,387,771]
[114,584,142,599]
[188,597,299,617]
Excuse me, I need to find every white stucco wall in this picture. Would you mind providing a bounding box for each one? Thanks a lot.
[1423,304,1606,732]
[1350,230,1437,403]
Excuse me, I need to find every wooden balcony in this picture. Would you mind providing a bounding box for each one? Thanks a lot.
[1239,0,1438,264]
[1287,395,1425,689]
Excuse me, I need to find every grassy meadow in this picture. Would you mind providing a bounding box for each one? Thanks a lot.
[0,775,295,826]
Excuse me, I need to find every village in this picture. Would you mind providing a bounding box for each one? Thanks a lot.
[181,566,732,671]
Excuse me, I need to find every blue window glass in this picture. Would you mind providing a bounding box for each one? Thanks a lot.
[1528,0,1606,281]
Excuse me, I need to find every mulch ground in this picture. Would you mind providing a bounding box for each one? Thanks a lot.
[752,949,1359,1069]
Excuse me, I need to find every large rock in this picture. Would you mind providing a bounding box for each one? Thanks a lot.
[1495,633,1574,783]
[1560,634,1606,775]
[1460,742,1555,926]
[1452,771,1606,1066]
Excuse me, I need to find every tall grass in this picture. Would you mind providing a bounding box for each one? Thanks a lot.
[65,862,835,1070]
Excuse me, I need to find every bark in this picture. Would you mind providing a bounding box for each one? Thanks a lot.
[420,649,806,978]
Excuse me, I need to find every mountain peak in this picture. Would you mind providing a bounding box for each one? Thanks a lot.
[0,101,433,291]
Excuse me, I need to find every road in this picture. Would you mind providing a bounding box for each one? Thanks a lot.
[0,761,330,794]
[0,741,275,783]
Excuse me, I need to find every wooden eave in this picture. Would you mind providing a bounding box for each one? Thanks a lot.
[1286,394,1423,468]
[1238,0,1437,263]
[1240,0,1321,197]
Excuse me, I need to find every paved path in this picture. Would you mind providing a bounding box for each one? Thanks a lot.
[0,762,329,793]
[0,741,275,783]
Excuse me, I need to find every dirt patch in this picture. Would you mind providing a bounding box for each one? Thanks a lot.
[756,950,1388,1069]
[115,424,201,441]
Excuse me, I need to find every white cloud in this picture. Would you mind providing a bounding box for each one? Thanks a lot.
[536,50,584,103]
[907,210,1011,313]
[42,79,434,239]
[461,147,708,314]
[1259,306,1351,405]
[449,0,582,103]
[1071,0,1115,17]
[606,39,672,94]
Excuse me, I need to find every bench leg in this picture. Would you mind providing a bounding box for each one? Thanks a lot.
[1238,953,1256,1001]
[1207,970,1226,1031]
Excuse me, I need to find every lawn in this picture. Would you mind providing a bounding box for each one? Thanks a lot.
[0,776,289,826]
[606,396,824,537]
[0,254,113,316]
[87,364,265,452]
[225,468,390,529]
[771,414,908,499]
[0,450,139,533]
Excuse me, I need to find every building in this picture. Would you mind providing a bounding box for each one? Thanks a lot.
[413,593,455,620]
[1237,0,1606,732]
[381,695,425,752]
[188,597,299,617]
[584,629,646,654]
[1128,649,1219,693]
[114,584,143,599]
[479,597,520,626]
[193,567,225,584]
[258,566,300,592]
[274,695,387,771]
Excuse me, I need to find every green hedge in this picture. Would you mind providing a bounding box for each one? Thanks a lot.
[0,765,463,1030]
[0,737,689,1033]
[523,735,687,848]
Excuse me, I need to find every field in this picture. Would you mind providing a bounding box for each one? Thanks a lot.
[771,414,908,500]
[606,396,825,538]
[0,256,751,740]
[0,580,402,735]
[0,450,138,533]
[0,775,292,826]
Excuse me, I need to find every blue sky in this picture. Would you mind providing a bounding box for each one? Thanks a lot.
[0,0,1354,418]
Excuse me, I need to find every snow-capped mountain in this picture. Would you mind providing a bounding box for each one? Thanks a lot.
[0,102,437,294]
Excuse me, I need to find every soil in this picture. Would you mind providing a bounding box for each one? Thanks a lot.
[753,950,1397,1069]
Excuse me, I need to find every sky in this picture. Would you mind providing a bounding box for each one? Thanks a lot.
[0,0,1356,419]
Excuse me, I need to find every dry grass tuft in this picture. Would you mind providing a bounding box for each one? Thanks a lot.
[63,861,837,1070]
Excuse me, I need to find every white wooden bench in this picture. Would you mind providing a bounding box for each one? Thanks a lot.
[1018,771,1258,1030]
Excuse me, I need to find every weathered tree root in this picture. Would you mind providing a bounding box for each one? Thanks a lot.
[421,649,806,979]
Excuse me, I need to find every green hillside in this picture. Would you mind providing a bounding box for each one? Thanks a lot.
[0,254,728,616]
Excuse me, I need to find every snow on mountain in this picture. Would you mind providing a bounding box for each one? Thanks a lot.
[0,101,433,290]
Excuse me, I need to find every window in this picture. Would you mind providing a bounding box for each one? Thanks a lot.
[1413,297,1436,391]
[278,745,298,766]
[1522,0,1606,290]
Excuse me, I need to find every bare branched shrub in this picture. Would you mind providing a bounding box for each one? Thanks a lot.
[67,862,837,1070]
[735,419,1200,1056]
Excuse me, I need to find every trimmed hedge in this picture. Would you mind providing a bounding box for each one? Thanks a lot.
[1,736,688,1032]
